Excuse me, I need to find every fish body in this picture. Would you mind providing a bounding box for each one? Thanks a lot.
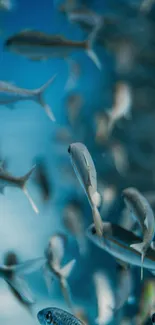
[0,165,38,213]
[86,222,155,272]
[68,142,103,236]
[0,75,57,121]
[37,307,84,325]
[113,264,133,312]
[66,8,103,30]
[35,158,51,201]
[5,30,101,69]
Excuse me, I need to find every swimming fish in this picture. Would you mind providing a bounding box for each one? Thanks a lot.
[123,187,155,280]
[110,141,129,176]
[37,307,84,325]
[107,82,132,135]
[86,222,155,274]
[93,271,114,325]
[43,234,76,313]
[35,158,51,201]
[0,254,45,304]
[5,29,101,70]
[0,164,38,213]
[140,0,155,12]
[68,142,103,237]
[63,200,88,256]
[0,75,57,121]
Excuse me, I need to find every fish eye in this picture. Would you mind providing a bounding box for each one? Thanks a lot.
[45,311,53,324]
[151,313,155,324]
[91,227,96,235]
[68,146,71,154]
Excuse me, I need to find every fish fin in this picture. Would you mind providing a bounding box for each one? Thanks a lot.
[130,242,145,253]
[6,275,35,304]
[42,265,53,294]
[91,191,101,207]
[60,259,76,279]
[92,205,103,237]
[12,257,46,275]
[20,165,39,214]
[85,25,102,70]
[23,187,39,214]
[60,277,74,312]
[34,74,57,121]
[144,217,149,229]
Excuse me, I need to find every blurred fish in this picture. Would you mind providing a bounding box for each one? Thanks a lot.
[110,142,129,176]
[43,234,76,312]
[123,187,155,279]
[65,93,83,126]
[0,255,45,305]
[0,0,13,11]
[86,222,155,274]
[74,308,89,325]
[58,0,77,12]
[107,82,132,135]
[119,208,140,236]
[134,280,155,325]
[68,142,103,237]
[99,183,117,219]
[140,0,155,12]
[5,29,101,69]
[3,252,34,314]
[0,75,57,121]
[94,271,114,325]
[37,307,84,325]
[94,113,109,144]
[0,164,39,213]
[35,158,51,201]
[63,200,88,256]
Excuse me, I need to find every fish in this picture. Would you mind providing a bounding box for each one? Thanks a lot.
[134,280,155,325]
[5,29,101,70]
[94,113,109,144]
[74,308,88,325]
[0,0,13,11]
[68,142,103,237]
[65,93,83,127]
[110,141,129,176]
[0,75,57,121]
[37,307,84,325]
[86,222,155,274]
[107,82,132,135]
[140,0,155,12]
[63,200,88,256]
[43,234,76,313]
[35,158,51,201]
[0,254,45,305]
[123,187,155,280]
[0,164,39,214]
[93,271,114,325]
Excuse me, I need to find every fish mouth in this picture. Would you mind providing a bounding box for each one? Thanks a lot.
[37,311,46,325]
[86,223,97,238]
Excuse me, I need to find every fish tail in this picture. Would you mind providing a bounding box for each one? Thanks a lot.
[34,74,57,121]
[20,165,39,214]
[85,24,102,70]
[130,242,145,280]
[60,277,75,313]
[59,259,76,279]
[92,205,103,237]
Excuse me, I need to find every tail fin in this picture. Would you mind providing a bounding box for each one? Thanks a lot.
[130,242,145,280]
[34,74,57,121]
[85,23,102,70]
[20,165,39,214]
[60,259,76,279]
[92,205,103,237]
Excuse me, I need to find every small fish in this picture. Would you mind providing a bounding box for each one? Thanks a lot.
[43,234,76,312]
[86,222,155,273]
[37,307,84,325]
[0,164,38,214]
[5,29,101,70]
[63,200,88,256]
[99,182,117,220]
[94,113,109,144]
[94,271,114,325]
[110,142,129,176]
[65,93,83,127]
[0,255,45,305]
[107,82,132,135]
[68,142,103,237]
[35,158,51,201]
[0,75,57,121]
[123,187,155,280]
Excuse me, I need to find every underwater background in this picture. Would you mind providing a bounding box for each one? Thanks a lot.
[0,0,155,324]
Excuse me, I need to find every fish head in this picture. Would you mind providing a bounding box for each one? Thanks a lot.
[37,308,56,325]
[151,313,155,324]
[86,223,104,247]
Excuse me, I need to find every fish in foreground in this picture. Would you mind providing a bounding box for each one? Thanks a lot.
[0,254,45,304]
[5,29,101,70]
[0,75,57,121]
[43,234,76,313]
[63,200,88,256]
[94,271,114,325]
[86,222,155,274]
[123,187,155,280]
[37,307,84,325]
[68,142,103,237]
[0,164,38,214]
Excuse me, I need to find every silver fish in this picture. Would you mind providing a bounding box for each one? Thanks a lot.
[86,222,155,274]
[0,165,38,214]
[5,29,101,70]
[68,142,103,236]
[43,234,76,313]
[0,75,57,121]
[37,307,84,325]
[123,187,155,279]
